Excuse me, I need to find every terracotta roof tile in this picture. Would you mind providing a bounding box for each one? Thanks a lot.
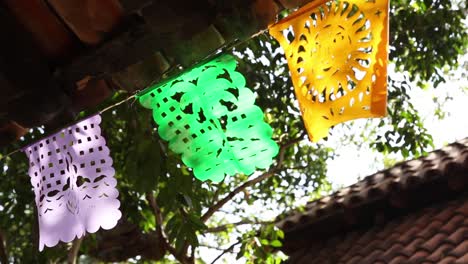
[388,256,409,264]
[456,201,468,214]
[445,227,468,245]
[381,243,410,260]
[398,225,425,245]
[278,139,468,235]
[434,208,460,223]
[418,221,444,240]
[335,234,355,253]
[439,256,458,264]
[355,229,381,245]
[280,139,468,263]
[358,242,386,258]
[407,250,431,262]
[344,255,364,264]
[421,233,449,252]
[450,240,468,257]
[284,196,468,264]
[361,249,386,263]
[404,238,426,255]
[427,243,456,262]
[455,253,468,264]
[441,214,465,233]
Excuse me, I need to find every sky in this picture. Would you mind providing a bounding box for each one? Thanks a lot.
[327,62,468,188]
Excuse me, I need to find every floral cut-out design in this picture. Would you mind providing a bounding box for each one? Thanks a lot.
[138,55,279,182]
[23,115,121,251]
[270,0,388,141]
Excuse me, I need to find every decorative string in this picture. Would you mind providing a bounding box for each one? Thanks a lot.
[268,0,328,27]
[0,148,21,161]
[0,95,136,161]
[0,20,286,162]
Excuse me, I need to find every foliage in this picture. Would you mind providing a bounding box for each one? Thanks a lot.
[390,0,467,86]
[0,0,466,263]
[371,74,435,158]
[236,224,285,264]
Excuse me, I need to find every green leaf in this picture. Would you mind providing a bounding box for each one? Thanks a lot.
[126,136,162,193]
[276,229,285,239]
[260,239,269,246]
[270,240,282,248]
[188,214,207,231]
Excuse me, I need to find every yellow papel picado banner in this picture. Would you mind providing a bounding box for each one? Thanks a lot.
[270,0,389,141]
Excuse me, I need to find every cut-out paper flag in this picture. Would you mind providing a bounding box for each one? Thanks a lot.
[23,115,121,251]
[270,0,388,141]
[138,54,279,182]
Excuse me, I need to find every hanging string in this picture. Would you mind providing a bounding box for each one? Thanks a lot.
[0,94,137,161]
[0,17,284,162]
[98,94,136,114]
[267,0,329,27]
[0,149,21,161]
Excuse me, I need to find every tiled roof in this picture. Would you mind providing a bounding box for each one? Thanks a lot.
[286,195,468,264]
[277,138,468,262]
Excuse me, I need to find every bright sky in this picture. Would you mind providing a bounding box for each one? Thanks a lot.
[327,61,468,188]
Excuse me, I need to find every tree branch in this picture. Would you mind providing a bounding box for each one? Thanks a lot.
[199,244,236,252]
[0,228,8,264]
[210,181,224,204]
[210,241,242,264]
[189,245,195,263]
[146,192,191,264]
[201,171,278,223]
[201,135,305,223]
[204,220,273,233]
[67,236,83,264]
[179,207,191,262]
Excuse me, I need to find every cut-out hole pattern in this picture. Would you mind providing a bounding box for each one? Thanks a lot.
[22,115,121,251]
[138,55,279,182]
[270,0,388,141]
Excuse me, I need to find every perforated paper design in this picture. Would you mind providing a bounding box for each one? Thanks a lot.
[138,55,279,182]
[23,115,121,251]
[270,0,388,141]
